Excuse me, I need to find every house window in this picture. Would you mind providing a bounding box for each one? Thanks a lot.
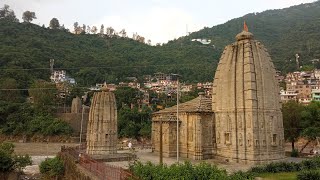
[225,132,231,145]
[272,134,277,146]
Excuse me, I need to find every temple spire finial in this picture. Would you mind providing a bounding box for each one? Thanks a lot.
[243,21,248,32]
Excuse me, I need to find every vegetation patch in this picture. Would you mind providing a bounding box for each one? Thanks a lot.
[0,142,32,179]
[39,156,64,179]
[257,172,297,180]
[129,161,254,180]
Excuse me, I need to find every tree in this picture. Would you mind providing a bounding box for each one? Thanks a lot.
[119,29,127,37]
[100,24,104,35]
[82,24,86,33]
[106,26,114,37]
[0,142,32,179]
[118,107,152,138]
[86,25,91,34]
[282,100,304,151]
[299,101,320,152]
[136,35,145,43]
[0,78,23,102]
[0,4,18,22]
[49,18,60,29]
[114,87,139,109]
[22,11,36,23]
[73,22,80,34]
[28,80,57,112]
[91,26,97,34]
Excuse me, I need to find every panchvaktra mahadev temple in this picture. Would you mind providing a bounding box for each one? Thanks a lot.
[151,23,285,164]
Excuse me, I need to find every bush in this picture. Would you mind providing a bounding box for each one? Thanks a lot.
[297,169,320,180]
[130,161,229,180]
[249,156,320,175]
[39,157,64,179]
[250,166,266,173]
[229,171,255,180]
[261,162,295,173]
[301,159,318,170]
[291,149,299,157]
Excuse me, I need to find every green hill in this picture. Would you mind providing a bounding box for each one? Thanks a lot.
[1,1,320,90]
[0,20,216,89]
[171,0,320,72]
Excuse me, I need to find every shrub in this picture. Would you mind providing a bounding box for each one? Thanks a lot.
[250,165,265,173]
[301,159,318,170]
[297,169,320,180]
[229,171,255,180]
[129,161,230,180]
[39,157,64,179]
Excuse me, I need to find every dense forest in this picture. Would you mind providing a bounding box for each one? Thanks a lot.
[1,2,320,89]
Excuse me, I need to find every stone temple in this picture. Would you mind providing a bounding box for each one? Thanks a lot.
[86,87,117,156]
[152,24,285,164]
[212,24,285,164]
[152,92,214,160]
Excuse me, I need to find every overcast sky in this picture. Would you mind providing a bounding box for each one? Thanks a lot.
[1,0,316,44]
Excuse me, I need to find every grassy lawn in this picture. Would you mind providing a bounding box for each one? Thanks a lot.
[257,172,297,180]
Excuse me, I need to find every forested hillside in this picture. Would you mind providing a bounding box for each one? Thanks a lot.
[0,20,216,90]
[1,1,320,90]
[172,0,320,72]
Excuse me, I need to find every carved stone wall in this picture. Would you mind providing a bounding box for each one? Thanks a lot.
[152,112,214,160]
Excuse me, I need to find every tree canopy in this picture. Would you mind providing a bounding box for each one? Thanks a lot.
[22,11,36,23]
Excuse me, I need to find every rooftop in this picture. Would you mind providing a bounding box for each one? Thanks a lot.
[153,92,212,114]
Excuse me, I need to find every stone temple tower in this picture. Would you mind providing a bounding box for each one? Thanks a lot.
[212,23,285,164]
[86,87,117,155]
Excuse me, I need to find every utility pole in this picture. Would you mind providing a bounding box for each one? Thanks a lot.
[49,59,54,74]
[295,54,300,70]
[79,105,84,153]
[176,76,180,163]
[159,118,163,164]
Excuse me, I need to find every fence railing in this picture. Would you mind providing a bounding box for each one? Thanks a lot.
[61,146,137,180]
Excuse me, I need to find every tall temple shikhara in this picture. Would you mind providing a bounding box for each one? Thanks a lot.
[212,23,285,164]
[86,87,118,156]
[152,23,285,165]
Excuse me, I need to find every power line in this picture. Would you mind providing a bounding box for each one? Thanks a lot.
[0,63,215,71]
[0,87,89,91]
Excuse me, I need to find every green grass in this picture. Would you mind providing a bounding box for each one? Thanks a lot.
[257,172,297,180]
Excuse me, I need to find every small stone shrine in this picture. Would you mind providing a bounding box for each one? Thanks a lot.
[152,92,214,160]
